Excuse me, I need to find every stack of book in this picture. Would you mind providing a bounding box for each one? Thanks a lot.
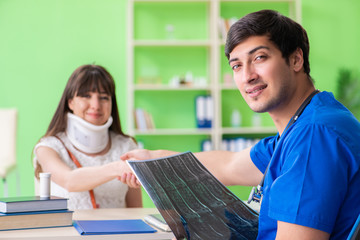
[0,196,73,231]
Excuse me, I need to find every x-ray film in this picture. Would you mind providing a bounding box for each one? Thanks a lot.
[127,151,258,240]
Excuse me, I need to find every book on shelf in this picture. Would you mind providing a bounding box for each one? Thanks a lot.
[205,95,213,128]
[0,209,73,231]
[195,95,213,128]
[127,151,259,240]
[134,108,155,131]
[218,17,238,40]
[144,213,171,232]
[221,138,260,152]
[73,219,157,235]
[0,196,68,213]
[201,139,212,151]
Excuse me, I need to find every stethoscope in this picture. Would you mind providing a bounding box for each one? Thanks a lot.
[247,89,320,205]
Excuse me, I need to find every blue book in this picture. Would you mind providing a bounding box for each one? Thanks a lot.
[195,95,213,128]
[73,219,157,235]
[195,95,207,128]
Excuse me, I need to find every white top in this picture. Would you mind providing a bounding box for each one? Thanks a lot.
[34,131,137,210]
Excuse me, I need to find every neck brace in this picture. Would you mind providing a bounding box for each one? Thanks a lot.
[66,113,113,154]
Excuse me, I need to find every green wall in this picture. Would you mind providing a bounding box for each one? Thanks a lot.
[303,0,360,92]
[0,0,129,197]
[1,0,360,203]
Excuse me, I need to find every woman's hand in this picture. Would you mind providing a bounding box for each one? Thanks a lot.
[119,149,178,188]
[118,172,141,188]
[114,160,141,188]
[117,149,151,188]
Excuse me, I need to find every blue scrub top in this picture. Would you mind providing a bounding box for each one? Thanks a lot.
[250,91,360,240]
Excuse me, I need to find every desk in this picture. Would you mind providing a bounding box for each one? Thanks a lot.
[0,208,174,240]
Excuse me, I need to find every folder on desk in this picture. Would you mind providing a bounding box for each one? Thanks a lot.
[73,219,157,235]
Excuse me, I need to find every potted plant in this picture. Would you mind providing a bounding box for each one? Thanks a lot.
[336,68,360,119]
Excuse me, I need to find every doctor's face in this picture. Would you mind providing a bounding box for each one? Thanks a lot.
[228,35,296,114]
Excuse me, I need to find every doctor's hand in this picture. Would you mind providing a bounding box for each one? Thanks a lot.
[120,149,179,162]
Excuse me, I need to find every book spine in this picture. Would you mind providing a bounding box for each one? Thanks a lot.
[205,95,213,128]
[72,221,85,235]
[195,96,206,128]
[195,95,213,128]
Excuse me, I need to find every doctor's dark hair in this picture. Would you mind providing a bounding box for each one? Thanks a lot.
[225,10,311,79]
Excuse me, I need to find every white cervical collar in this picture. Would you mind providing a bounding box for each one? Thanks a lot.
[66,113,113,154]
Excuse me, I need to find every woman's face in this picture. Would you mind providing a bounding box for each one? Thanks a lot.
[68,90,112,126]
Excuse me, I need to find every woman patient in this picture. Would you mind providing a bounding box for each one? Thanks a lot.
[34,64,142,210]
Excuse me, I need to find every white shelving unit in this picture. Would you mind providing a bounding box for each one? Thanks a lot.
[127,0,301,151]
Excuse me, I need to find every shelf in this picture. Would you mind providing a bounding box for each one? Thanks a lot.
[133,0,209,2]
[134,84,211,91]
[133,40,212,47]
[134,127,277,137]
[221,127,277,135]
[128,0,300,151]
[221,0,296,2]
[134,0,297,2]
[134,128,213,136]
[221,85,238,90]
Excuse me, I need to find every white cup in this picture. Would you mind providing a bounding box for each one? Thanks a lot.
[39,172,51,199]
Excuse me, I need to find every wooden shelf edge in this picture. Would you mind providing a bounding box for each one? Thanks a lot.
[134,128,213,136]
[221,127,277,135]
